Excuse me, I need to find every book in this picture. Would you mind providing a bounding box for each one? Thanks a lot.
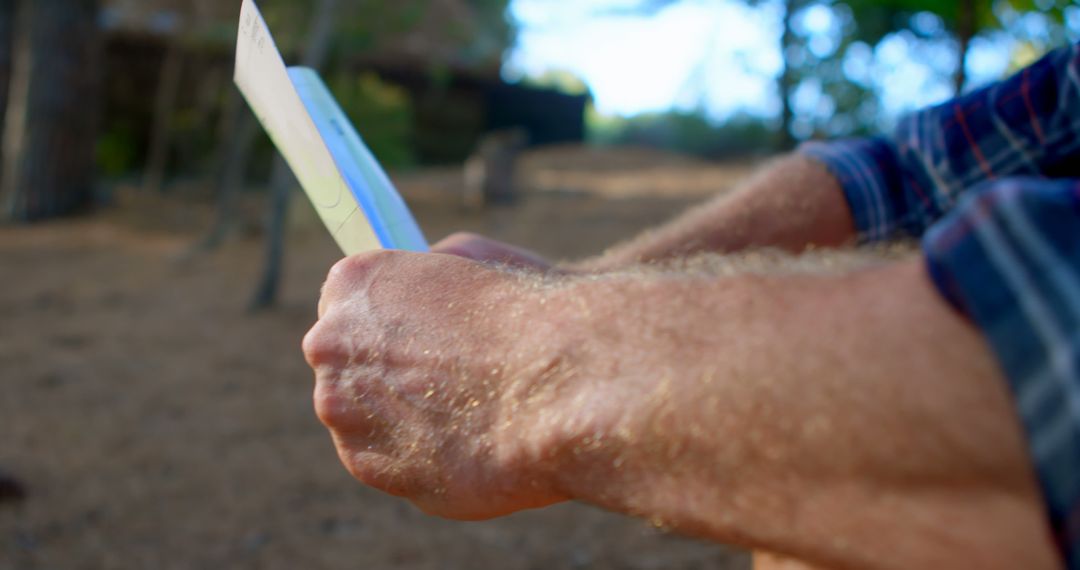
[234,0,427,255]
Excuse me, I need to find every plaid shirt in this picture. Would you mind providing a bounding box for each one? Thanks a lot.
[801,42,1080,567]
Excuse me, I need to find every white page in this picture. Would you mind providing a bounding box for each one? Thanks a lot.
[234,0,381,255]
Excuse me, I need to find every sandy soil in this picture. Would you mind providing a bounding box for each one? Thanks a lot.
[0,146,755,569]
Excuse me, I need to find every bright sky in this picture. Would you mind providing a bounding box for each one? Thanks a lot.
[504,0,1022,122]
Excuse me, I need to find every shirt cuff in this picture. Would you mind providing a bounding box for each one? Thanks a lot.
[923,177,1080,564]
[799,137,906,242]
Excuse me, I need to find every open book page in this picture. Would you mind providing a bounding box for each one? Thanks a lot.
[234,0,425,254]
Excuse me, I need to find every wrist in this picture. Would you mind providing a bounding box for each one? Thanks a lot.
[504,276,702,506]
[483,277,595,504]
[489,277,630,502]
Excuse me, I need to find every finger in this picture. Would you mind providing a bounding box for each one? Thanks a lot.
[313,373,394,438]
[431,232,493,260]
[302,320,352,373]
[332,443,416,499]
[433,233,551,270]
[319,250,403,315]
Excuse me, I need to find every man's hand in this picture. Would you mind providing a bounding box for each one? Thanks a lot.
[304,250,1060,569]
[303,251,569,520]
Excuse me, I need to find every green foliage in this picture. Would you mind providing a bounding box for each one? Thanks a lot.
[462,0,517,64]
[522,69,590,96]
[846,0,995,44]
[330,72,417,168]
[783,2,880,138]
[588,0,1076,150]
[333,0,514,68]
[589,108,776,159]
[97,125,140,178]
[846,0,1077,47]
[256,0,313,52]
[996,0,1079,51]
[781,0,1079,139]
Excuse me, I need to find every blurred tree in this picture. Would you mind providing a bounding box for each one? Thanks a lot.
[523,69,590,95]
[331,72,416,167]
[600,0,1077,146]
[141,1,259,197]
[142,14,187,194]
[195,88,257,251]
[996,0,1078,65]
[465,0,517,65]
[590,110,776,158]
[744,0,876,144]
[602,0,818,149]
[845,0,992,93]
[1,0,101,221]
[334,0,512,71]
[846,0,1076,94]
[777,0,803,149]
[0,0,12,171]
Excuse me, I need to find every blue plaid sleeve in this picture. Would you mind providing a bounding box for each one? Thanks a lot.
[924,178,1080,567]
[800,42,1080,242]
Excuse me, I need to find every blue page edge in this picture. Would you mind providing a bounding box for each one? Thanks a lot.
[287,67,428,252]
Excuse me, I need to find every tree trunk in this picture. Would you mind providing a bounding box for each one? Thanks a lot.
[250,0,340,311]
[777,0,798,151]
[249,159,293,310]
[2,0,100,222]
[0,0,14,181]
[142,35,186,194]
[193,87,256,253]
[954,0,976,95]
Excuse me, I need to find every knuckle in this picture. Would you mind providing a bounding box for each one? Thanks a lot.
[302,324,342,368]
[313,382,351,428]
[340,452,412,498]
[323,250,407,299]
[326,251,393,285]
[325,255,367,286]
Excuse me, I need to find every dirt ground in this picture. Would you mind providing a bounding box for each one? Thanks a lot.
[0,146,758,570]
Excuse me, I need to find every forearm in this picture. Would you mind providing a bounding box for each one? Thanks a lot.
[306,249,1059,569]
[526,259,1057,570]
[572,155,856,271]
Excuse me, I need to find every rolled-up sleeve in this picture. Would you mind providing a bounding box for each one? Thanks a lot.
[800,42,1080,242]
[798,137,912,241]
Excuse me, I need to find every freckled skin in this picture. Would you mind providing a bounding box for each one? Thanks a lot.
[304,155,1063,570]
[307,251,571,519]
